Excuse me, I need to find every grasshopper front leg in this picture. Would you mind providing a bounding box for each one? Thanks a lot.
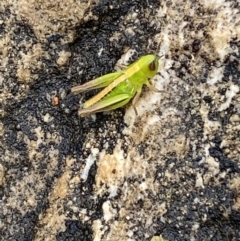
[131,90,142,116]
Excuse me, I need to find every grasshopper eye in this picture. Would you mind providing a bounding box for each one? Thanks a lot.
[148,61,156,71]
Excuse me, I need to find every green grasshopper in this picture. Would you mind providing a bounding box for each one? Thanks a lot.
[71,54,159,117]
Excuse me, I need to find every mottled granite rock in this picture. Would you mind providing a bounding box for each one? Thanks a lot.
[0,0,240,241]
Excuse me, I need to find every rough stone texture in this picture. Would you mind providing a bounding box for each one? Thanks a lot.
[0,0,240,241]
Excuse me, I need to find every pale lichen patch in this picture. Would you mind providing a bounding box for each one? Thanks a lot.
[51,172,70,199]
[93,219,104,241]
[35,202,66,241]
[0,164,5,186]
[56,51,71,67]
[81,148,99,182]
[200,104,221,139]
[218,84,239,111]
[95,144,130,196]
[15,0,95,41]
[150,235,168,241]
[230,177,240,211]
[102,200,117,222]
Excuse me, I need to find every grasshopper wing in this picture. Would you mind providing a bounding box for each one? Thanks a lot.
[71,72,123,95]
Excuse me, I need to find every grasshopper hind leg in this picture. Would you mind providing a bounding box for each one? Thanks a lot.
[100,98,131,112]
[78,94,132,117]
[100,90,142,116]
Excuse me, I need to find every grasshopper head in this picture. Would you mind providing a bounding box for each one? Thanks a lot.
[138,54,159,78]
